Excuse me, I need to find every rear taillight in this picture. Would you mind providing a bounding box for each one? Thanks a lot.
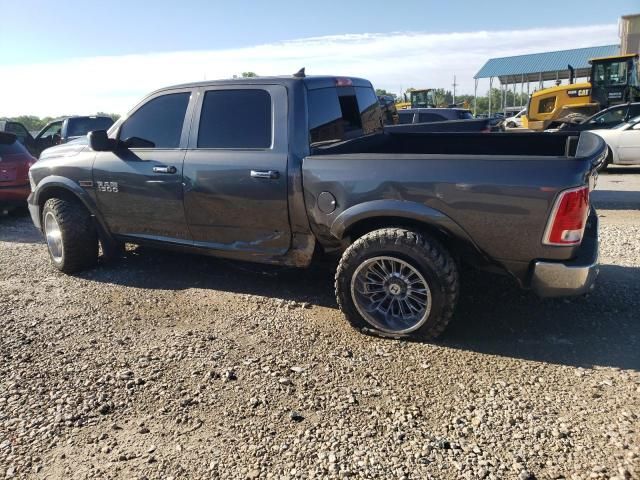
[543,186,590,245]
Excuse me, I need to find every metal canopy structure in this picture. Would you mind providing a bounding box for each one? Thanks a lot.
[472,44,620,116]
[474,44,620,84]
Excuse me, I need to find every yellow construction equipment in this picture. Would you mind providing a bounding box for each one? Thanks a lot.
[396,89,437,110]
[523,53,640,130]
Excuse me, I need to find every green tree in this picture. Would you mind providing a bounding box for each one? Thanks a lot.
[6,115,52,132]
[375,89,397,100]
[241,72,258,78]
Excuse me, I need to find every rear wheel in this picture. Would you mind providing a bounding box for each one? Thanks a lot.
[335,228,459,339]
[42,198,98,273]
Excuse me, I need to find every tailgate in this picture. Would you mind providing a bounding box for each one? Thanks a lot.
[575,131,608,186]
[0,166,17,183]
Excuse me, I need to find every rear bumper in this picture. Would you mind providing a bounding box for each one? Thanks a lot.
[530,212,599,297]
[0,183,30,207]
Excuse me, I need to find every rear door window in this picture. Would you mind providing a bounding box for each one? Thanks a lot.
[198,89,272,149]
[119,92,190,148]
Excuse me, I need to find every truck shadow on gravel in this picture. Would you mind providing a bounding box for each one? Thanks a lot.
[0,210,43,244]
[84,246,640,372]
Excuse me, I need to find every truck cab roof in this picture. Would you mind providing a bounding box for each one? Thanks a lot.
[152,75,374,95]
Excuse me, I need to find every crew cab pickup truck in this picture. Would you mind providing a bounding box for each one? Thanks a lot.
[27,74,604,339]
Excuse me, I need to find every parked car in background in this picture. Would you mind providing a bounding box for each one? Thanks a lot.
[395,108,490,132]
[558,102,640,132]
[592,114,640,169]
[34,116,115,156]
[377,95,399,125]
[0,132,37,213]
[0,120,38,156]
[504,109,526,128]
[28,74,603,340]
[397,107,473,124]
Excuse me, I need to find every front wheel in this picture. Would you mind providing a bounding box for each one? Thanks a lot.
[335,228,459,339]
[42,198,98,273]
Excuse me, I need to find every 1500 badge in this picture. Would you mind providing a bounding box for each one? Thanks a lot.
[97,181,119,193]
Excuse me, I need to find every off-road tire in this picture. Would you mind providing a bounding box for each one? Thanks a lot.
[42,198,98,273]
[335,228,459,340]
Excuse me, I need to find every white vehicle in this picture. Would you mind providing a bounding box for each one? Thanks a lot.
[592,115,640,169]
[504,109,526,128]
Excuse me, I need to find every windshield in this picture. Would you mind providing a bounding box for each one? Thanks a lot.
[410,90,435,108]
[593,60,629,87]
[66,117,114,137]
[614,114,640,130]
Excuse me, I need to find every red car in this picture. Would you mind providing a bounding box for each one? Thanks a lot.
[0,132,36,213]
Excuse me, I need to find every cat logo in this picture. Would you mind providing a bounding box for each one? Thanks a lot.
[567,89,590,98]
[97,181,119,193]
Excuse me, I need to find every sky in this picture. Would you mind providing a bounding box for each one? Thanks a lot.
[0,0,636,116]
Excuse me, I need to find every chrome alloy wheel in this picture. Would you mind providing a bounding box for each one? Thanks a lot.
[350,256,432,334]
[44,211,63,263]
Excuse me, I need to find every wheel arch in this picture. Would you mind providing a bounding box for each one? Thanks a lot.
[34,176,115,246]
[330,200,489,267]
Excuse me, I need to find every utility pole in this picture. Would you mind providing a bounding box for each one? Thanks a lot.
[452,74,458,105]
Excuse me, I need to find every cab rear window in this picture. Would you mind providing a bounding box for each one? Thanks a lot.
[308,86,382,145]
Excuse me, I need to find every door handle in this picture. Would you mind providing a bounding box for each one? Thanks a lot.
[250,170,280,179]
[153,165,177,174]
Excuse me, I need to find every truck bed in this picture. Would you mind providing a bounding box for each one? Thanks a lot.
[303,131,605,284]
[312,131,580,157]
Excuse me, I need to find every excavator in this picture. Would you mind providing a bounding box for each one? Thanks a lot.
[523,53,640,130]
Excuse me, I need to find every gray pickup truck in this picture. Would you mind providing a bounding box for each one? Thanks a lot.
[27,74,604,339]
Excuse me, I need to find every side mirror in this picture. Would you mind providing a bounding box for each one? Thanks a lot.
[88,130,115,151]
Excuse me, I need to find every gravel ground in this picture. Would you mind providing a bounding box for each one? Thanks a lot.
[1,186,639,479]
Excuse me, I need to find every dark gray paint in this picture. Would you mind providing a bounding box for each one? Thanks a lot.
[27,75,605,289]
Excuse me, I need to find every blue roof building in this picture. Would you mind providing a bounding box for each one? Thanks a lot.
[474,44,620,83]
[472,44,620,115]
